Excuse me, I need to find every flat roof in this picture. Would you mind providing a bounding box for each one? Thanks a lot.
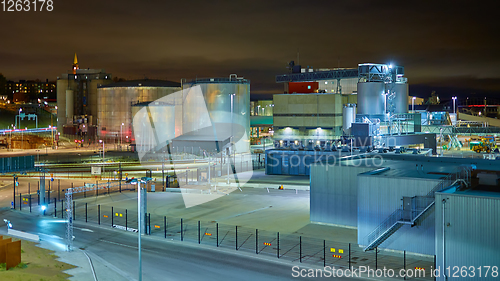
[98,79,181,88]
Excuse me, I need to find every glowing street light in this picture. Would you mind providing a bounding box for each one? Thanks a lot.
[126,177,152,281]
[452,96,457,115]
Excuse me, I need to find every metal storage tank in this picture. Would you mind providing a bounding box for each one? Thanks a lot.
[357,82,385,115]
[186,76,250,153]
[97,80,181,141]
[387,83,409,113]
[342,104,356,135]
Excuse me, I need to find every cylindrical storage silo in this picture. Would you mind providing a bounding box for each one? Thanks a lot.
[186,78,251,153]
[65,90,74,121]
[390,83,409,113]
[97,80,181,140]
[343,104,356,135]
[357,82,385,115]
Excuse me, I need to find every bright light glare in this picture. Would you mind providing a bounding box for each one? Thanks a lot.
[41,205,47,211]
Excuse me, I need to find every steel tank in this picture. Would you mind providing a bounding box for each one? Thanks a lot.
[388,83,409,113]
[357,82,385,115]
[186,78,250,153]
[97,81,181,140]
[343,104,356,135]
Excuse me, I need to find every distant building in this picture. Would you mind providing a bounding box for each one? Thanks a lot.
[5,79,56,102]
[56,54,112,133]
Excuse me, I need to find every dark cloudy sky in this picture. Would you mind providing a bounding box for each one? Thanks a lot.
[1,0,500,99]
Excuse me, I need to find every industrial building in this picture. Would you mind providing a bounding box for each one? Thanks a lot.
[309,154,500,280]
[56,54,113,135]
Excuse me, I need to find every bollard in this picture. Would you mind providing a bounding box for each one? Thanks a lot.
[235,226,238,250]
[73,202,75,220]
[126,209,128,231]
[85,203,87,222]
[216,223,219,247]
[198,221,201,244]
[148,213,151,235]
[19,193,22,211]
[29,194,31,213]
[164,216,167,238]
[98,205,100,225]
[112,207,114,226]
[54,198,57,218]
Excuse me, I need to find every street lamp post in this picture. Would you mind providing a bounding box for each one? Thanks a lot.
[120,123,124,148]
[99,140,105,177]
[452,96,457,115]
[126,177,150,281]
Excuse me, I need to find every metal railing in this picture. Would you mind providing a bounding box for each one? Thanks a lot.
[364,165,473,251]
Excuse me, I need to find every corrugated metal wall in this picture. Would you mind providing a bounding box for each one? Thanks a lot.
[358,175,440,255]
[435,192,500,281]
[310,164,374,227]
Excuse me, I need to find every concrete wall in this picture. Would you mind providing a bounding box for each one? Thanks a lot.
[310,164,374,227]
[435,192,500,281]
[357,175,440,255]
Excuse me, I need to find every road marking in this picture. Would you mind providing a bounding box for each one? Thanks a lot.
[74,227,94,233]
[38,233,64,240]
[99,239,137,249]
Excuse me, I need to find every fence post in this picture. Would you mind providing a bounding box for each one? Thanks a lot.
[98,205,100,225]
[96,181,99,197]
[148,213,151,235]
[108,180,110,195]
[404,250,406,280]
[84,182,86,198]
[85,203,88,222]
[19,193,22,211]
[181,218,183,241]
[299,236,302,263]
[434,255,437,281]
[61,200,64,219]
[256,229,258,254]
[73,202,75,221]
[277,232,280,258]
[112,207,114,226]
[216,223,219,247]
[29,194,31,213]
[349,243,351,269]
[198,221,201,244]
[37,185,40,205]
[54,198,56,218]
[235,226,238,250]
[126,209,128,231]
[58,179,60,202]
[323,240,326,267]
[164,216,167,238]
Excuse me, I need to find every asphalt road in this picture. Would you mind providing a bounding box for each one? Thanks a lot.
[0,209,369,281]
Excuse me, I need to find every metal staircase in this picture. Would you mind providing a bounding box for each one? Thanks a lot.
[363,165,473,251]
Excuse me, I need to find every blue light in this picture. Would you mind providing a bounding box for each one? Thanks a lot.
[41,205,47,211]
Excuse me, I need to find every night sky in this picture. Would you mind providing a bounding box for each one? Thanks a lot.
[1,0,500,100]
